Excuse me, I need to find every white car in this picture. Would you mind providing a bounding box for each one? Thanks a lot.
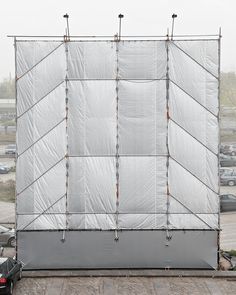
[0,226,16,247]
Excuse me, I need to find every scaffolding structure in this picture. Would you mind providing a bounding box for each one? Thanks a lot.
[13,33,221,269]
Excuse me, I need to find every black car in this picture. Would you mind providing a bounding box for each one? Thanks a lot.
[0,257,22,295]
[4,145,16,155]
[220,194,236,212]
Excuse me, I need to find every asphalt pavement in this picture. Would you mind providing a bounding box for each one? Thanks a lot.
[13,276,236,295]
[0,201,15,224]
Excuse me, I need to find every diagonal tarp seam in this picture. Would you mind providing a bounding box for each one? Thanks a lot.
[169,193,217,230]
[18,193,66,231]
[16,156,66,197]
[17,80,65,119]
[17,117,66,158]
[171,42,218,80]
[170,156,218,195]
[170,118,217,157]
[17,42,64,80]
[169,79,217,117]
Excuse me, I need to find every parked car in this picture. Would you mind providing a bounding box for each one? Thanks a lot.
[220,194,236,212]
[220,154,236,167]
[221,144,236,156]
[220,144,230,154]
[220,167,234,176]
[5,145,16,155]
[0,165,10,175]
[0,257,22,295]
[220,170,236,186]
[0,226,15,248]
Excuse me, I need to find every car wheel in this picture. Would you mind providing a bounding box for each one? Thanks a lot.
[18,268,22,281]
[8,281,13,295]
[228,180,235,186]
[8,237,16,248]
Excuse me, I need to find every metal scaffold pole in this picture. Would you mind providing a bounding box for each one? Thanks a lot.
[217,27,222,269]
[165,33,171,244]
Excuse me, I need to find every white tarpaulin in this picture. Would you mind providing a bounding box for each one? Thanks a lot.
[16,39,219,231]
[15,38,220,269]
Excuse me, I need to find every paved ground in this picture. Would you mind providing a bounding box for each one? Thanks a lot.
[0,201,15,223]
[219,186,236,250]
[220,186,236,195]
[0,157,15,167]
[0,156,15,182]
[0,145,7,155]
[221,212,236,250]
[0,171,15,182]
[13,276,236,295]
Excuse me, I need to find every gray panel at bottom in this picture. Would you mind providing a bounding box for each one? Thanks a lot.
[17,230,218,270]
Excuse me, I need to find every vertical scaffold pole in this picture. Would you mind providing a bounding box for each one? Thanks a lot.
[165,32,171,244]
[14,37,18,259]
[118,14,124,41]
[115,31,120,241]
[217,27,222,269]
[63,14,70,41]
[64,38,69,242]
[171,14,177,40]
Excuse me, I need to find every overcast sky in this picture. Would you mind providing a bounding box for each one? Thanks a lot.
[0,0,235,80]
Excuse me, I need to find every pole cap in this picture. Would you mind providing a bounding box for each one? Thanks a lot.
[63,14,69,18]
[118,14,124,18]
[172,14,177,18]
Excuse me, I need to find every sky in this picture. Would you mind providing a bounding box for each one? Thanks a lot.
[0,0,235,80]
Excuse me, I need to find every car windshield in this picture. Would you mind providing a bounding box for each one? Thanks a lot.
[220,155,228,159]
[0,257,8,272]
[0,259,8,274]
[0,258,7,265]
[222,171,232,176]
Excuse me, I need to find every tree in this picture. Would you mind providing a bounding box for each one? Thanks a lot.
[0,77,15,100]
[220,72,236,107]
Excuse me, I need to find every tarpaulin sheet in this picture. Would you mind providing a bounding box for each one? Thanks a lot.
[16,39,219,231]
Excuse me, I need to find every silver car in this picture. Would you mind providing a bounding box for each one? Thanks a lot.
[0,225,15,247]
[0,164,10,174]
[220,170,236,186]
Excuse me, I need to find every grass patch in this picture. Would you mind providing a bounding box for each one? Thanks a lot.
[227,250,236,257]
[0,180,15,202]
